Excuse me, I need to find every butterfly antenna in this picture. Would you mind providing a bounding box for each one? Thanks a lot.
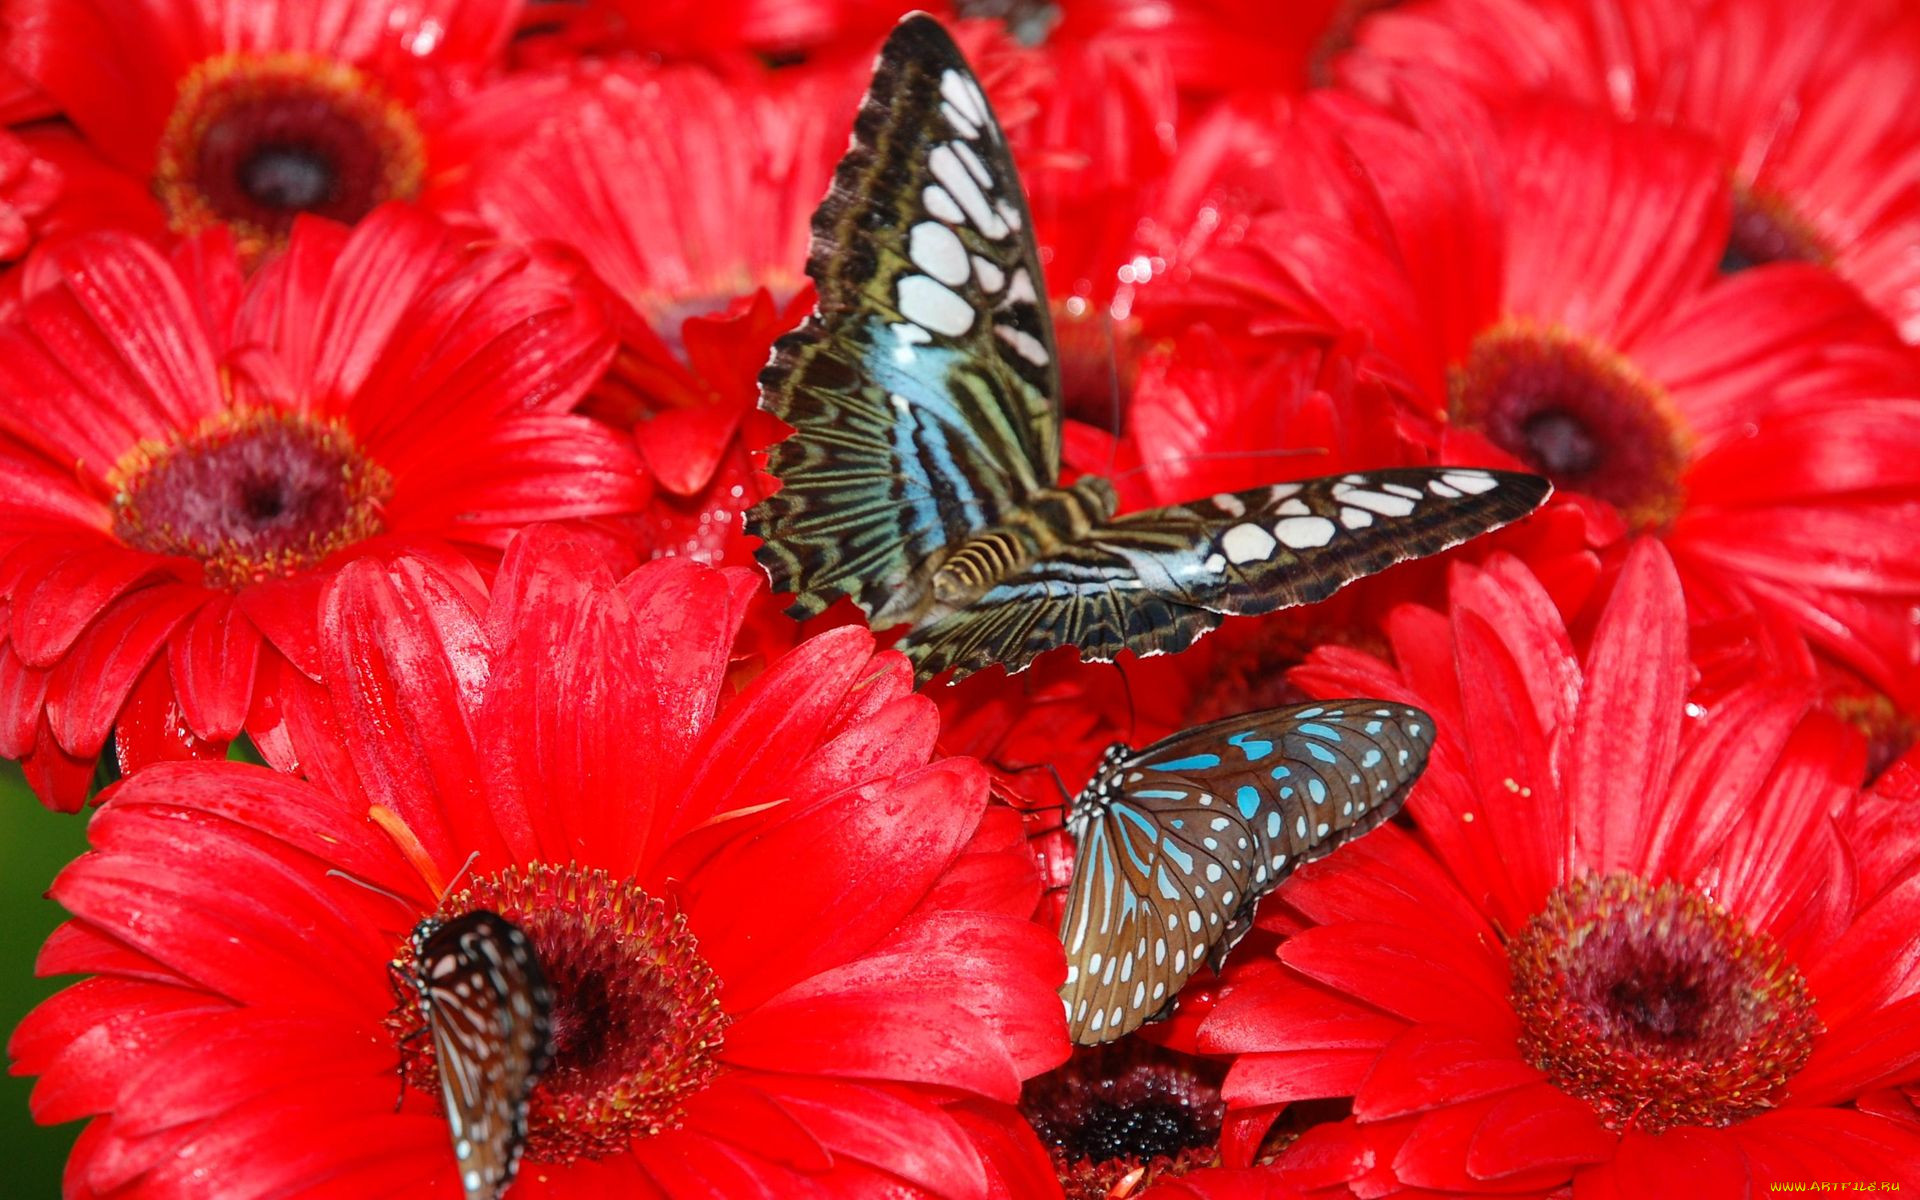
[1115,660,1139,748]
[1106,446,1327,487]
[1044,761,1076,811]
[1103,311,1124,478]
[986,756,1075,816]
[438,850,482,901]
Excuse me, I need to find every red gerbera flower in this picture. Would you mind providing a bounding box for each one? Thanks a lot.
[1166,81,1920,708]
[10,527,1070,1197]
[1344,0,1920,341]
[1198,539,1920,1194]
[0,205,643,809]
[452,60,862,563]
[1,0,523,258]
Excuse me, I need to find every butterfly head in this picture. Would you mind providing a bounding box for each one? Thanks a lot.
[1072,742,1135,816]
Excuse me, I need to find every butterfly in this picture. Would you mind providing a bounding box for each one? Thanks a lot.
[409,910,556,1200]
[1057,701,1434,1044]
[746,14,1550,685]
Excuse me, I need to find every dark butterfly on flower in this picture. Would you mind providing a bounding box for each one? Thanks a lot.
[410,910,555,1200]
[1059,701,1434,1044]
[746,14,1550,685]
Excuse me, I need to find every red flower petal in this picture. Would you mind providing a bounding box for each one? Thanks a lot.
[681,757,991,1012]
[1563,539,1687,876]
[1278,919,1511,1032]
[165,594,261,742]
[44,583,203,757]
[1354,1026,1540,1120]
[319,554,499,872]
[1465,1082,1615,1179]
[721,908,1066,1104]
[11,546,171,668]
[746,1076,992,1200]
[4,231,223,479]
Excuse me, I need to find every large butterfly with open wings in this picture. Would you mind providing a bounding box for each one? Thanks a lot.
[1059,701,1434,1044]
[747,14,1549,685]
[409,910,555,1200]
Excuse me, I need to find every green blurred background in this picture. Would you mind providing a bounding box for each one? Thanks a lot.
[1,761,91,1194]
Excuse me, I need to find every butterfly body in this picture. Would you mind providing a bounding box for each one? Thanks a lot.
[749,15,1550,684]
[410,910,555,1200]
[910,475,1118,620]
[1058,702,1434,1044]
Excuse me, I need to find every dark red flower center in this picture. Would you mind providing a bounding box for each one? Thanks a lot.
[1509,872,1819,1134]
[111,410,390,588]
[156,53,426,256]
[1722,187,1833,274]
[1053,303,1143,436]
[1020,1041,1226,1199]
[390,863,728,1164]
[1450,325,1689,529]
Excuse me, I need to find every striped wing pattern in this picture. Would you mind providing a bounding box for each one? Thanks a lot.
[414,911,555,1200]
[1059,702,1435,1045]
[747,15,1060,621]
[899,467,1550,681]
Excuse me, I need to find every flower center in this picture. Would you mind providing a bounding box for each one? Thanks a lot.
[389,863,728,1164]
[1450,324,1689,529]
[1721,187,1833,274]
[1053,303,1142,436]
[110,410,390,588]
[1020,1041,1226,1199]
[1508,872,1819,1134]
[155,52,426,257]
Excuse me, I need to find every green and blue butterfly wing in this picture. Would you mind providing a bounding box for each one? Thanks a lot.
[900,467,1551,681]
[748,15,1061,621]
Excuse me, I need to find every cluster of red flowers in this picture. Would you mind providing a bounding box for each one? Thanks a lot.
[1,0,1917,1196]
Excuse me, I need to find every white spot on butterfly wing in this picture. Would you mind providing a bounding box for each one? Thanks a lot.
[953,140,994,188]
[995,324,1050,366]
[897,275,976,336]
[1221,522,1278,564]
[929,144,1009,238]
[940,101,979,138]
[1337,487,1417,516]
[889,324,931,364]
[1006,268,1038,303]
[1340,506,1373,529]
[941,68,989,127]
[908,221,970,286]
[1274,516,1338,548]
[1441,470,1499,494]
[973,255,1005,292]
[923,185,965,225]
[1214,493,1247,516]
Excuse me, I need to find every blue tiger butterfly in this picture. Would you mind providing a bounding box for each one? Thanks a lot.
[409,910,554,1200]
[1058,701,1434,1044]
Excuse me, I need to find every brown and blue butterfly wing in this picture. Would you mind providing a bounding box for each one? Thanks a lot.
[747,14,1061,623]
[900,467,1550,681]
[1058,702,1435,1045]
